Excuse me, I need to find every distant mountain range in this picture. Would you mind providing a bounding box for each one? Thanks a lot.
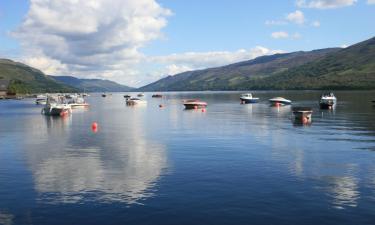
[1,36,374,93]
[0,59,134,93]
[0,59,77,93]
[51,76,134,92]
[139,36,375,91]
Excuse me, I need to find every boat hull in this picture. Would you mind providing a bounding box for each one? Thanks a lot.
[269,100,291,106]
[319,100,336,109]
[184,103,207,109]
[240,97,259,104]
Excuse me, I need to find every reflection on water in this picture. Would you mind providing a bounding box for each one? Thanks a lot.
[328,176,359,209]
[1,91,375,224]
[0,212,14,225]
[23,102,167,204]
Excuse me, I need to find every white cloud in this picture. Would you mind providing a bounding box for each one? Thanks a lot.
[13,0,171,86]
[311,21,321,27]
[165,64,193,75]
[368,0,375,4]
[286,10,305,24]
[341,44,348,48]
[296,0,357,9]
[271,31,289,39]
[265,20,287,26]
[149,46,284,76]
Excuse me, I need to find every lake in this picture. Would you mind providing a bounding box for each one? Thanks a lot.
[1,91,375,225]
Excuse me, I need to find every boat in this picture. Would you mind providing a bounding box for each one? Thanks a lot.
[137,93,145,97]
[319,92,337,109]
[292,107,313,124]
[183,99,207,109]
[41,96,72,116]
[67,96,89,108]
[152,94,163,98]
[124,94,131,99]
[240,93,259,104]
[102,93,106,97]
[269,97,292,106]
[35,95,47,105]
[126,98,147,105]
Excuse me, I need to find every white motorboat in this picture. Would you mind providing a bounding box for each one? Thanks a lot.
[126,98,147,105]
[269,97,292,106]
[68,96,89,108]
[35,95,47,105]
[240,93,259,104]
[319,92,337,109]
[42,96,72,116]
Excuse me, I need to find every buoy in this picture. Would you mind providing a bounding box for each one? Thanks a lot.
[91,122,98,132]
[302,116,308,124]
[159,104,163,108]
[275,102,281,107]
[202,108,206,112]
[194,105,198,110]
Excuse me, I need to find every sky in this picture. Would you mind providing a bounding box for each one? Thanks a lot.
[0,0,374,87]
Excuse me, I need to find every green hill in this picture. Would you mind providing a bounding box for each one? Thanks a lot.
[0,59,77,94]
[139,36,375,91]
[51,76,134,92]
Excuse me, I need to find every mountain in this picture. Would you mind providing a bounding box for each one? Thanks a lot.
[0,59,77,94]
[139,36,375,91]
[51,76,134,92]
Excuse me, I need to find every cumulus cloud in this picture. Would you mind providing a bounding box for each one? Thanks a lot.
[368,0,375,4]
[271,31,289,39]
[286,10,305,24]
[150,46,284,76]
[13,0,171,86]
[296,0,357,9]
[265,20,287,26]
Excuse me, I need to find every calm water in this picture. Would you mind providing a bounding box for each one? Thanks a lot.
[1,91,375,225]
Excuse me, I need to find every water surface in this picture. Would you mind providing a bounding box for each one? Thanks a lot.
[1,91,375,225]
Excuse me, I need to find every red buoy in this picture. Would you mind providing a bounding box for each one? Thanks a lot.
[91,122,98,133]
[202,108,206,112]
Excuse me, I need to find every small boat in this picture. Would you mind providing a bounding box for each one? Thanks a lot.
[137,93,145,97]
[152,94,163,98]
[292,107,313,124]
[183,99,207,109]
[124,94,131,99]
[240,93,259,104]
[68,96,89,108]
[269,97,292,106]
[102,93,107,97]
[42,96,72,116]
[35,95,47,105]
[126,98,147,105]
[319,92,337,109]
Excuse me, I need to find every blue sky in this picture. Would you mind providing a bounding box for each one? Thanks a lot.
[0,0,374,86]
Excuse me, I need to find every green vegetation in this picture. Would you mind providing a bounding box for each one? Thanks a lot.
[139,36,375,91]
[0,59,77,94]
[51,76,134,92]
